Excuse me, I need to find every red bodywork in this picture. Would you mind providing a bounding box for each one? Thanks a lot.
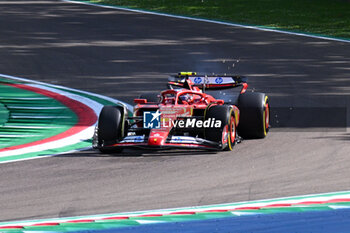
[105,79,240,150]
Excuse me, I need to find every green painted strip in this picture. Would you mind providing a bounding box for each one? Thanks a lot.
[0,82,77,150]
[195,212,235,219]
[0,102,9,126]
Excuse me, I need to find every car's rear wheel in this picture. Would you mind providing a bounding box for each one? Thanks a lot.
[97,105,124,153]
[205,105,236,151]
[237,92,269,139]
[139,93,160,103]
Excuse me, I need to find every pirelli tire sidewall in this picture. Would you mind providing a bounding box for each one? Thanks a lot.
[204,105,232,150]
[237,92,269,139]
[97,105,125,153]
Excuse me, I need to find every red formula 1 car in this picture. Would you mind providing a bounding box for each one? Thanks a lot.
[92,72,269,152]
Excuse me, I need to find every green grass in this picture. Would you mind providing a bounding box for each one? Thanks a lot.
[89,0,350,39]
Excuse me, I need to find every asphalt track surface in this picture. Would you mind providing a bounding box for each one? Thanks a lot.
[1,0,350,222]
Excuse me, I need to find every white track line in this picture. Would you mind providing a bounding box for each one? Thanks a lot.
[62,0,350,44]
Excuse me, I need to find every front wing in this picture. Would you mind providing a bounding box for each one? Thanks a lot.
[95,135,222,150]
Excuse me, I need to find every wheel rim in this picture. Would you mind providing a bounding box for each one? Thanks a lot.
[265,103,269,128]
[264,103,269,135]
[230,116,236,144]
[222,114,236,151]
[222,125,228,145]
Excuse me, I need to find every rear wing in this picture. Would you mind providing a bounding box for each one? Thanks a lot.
[168,72,247,90]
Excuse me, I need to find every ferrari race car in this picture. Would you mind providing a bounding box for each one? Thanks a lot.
[92,72,269,152]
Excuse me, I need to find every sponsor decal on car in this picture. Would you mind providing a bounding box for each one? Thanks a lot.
[134,136,144,142]
[215,77,223,84]
[143,110,161,129]
[143,111,221,129]
[188,76,236,85]
[163,118,222,128]
[120,135,145,143]
[172,136,182,142]
[193,77,202,84]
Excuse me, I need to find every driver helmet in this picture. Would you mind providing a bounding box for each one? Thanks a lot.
[179,94,192,103]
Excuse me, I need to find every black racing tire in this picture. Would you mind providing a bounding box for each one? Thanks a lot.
[97,105,124,153]
[237,92,269,139]
[204,105,236,151]
[139,93,160,103]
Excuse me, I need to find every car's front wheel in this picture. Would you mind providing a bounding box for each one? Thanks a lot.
[204,105,237,151]
[97,105,124,153]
